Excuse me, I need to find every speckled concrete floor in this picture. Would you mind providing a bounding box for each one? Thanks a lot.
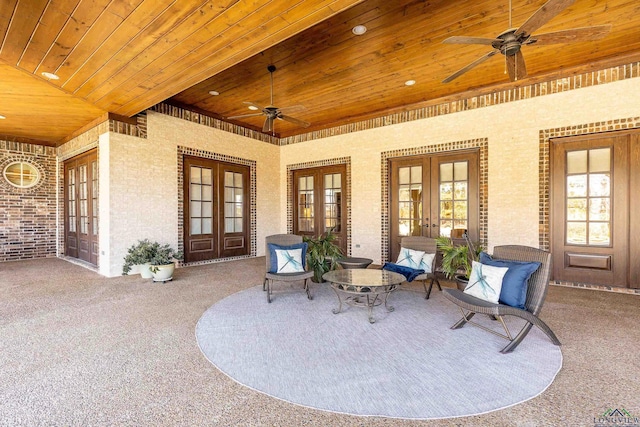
[1,257,639,426]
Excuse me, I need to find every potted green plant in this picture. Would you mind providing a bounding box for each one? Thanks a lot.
[436,232,484,290]
[122,239,156,277]
[303,228,344,283]
[148,243,182,282]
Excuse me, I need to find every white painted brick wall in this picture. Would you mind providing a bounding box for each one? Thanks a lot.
[102,112,281,277]
[91,78,640,274]
[281,78,640,262]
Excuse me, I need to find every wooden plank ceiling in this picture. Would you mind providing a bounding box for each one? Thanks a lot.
[1,0,639,146]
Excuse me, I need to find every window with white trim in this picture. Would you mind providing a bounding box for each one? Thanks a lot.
[3,161,40,188]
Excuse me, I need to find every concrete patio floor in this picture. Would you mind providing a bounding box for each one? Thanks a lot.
[1,257,639,426]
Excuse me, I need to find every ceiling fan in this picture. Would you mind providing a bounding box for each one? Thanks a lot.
[227,65,310,133]
[441,0,611,83]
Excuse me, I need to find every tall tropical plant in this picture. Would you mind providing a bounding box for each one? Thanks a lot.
[436,232,484,279]
[303,228,343,282]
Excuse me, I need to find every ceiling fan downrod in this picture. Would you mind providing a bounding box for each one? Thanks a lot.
[268,64,276,107]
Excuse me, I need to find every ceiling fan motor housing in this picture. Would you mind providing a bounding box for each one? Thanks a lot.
[264,106,279,117]
[494,29,525,56]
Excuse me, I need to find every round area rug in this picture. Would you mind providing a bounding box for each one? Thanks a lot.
[196,284,562,419]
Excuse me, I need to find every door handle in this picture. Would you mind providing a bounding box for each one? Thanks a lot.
[432,224,438,228]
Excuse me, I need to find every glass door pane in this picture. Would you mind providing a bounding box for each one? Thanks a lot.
[91,161,98,235]
[397,165,422,236]
[224,171,244,233]
[565,148,611,246]
[439,161,468,237]
[190,166,213,236]
[324,173,341,232]
[78,164,88,234]
[298,175,314,232]
[67,168,76,233]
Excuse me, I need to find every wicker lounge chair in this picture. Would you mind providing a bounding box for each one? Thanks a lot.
[263,234,313,303]
[442,245,561,353]
[400,236,441,299]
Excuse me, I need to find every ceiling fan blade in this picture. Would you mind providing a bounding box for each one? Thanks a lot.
[226,112,264,120]
[442,50,498,83]
[442,36,500,46]
[263,116,274,133]
[506,51,527,81]
[514,0,575,38]
[525,25,611,45]
[278,115,310,128]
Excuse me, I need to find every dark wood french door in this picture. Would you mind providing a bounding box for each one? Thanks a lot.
[292,164,347,254]
[551,130,640,288]
[183,156,250,263]
[389,151,479,261]
[64,150,98,265]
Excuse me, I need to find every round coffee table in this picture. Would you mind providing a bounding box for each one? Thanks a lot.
[322,269,405,323]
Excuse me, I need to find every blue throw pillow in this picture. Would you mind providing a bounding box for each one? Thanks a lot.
[479,252,541,309]
[268,242,307,273]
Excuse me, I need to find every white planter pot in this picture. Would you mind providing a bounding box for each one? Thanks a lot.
[139,263,153,279]
[151,264,175,282]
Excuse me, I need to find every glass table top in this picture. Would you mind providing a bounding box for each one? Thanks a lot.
[323,269,405,287]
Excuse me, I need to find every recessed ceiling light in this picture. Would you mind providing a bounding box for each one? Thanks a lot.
[248,105,259,111]
[208,90,220,96]
[41,72,59,80]
[0,114,5,119]
[352,25,367,35]
[405,79,416,86]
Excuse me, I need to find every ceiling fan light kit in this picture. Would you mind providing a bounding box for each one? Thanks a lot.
[226,65,310,134]
[442,0,611,83]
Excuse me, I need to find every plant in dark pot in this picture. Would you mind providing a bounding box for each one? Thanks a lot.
[436,232,484,290]
[148,243,182,282]
[122,239,157,278]
[303,228,343,283]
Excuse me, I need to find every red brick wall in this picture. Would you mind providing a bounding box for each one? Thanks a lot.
[0,141,57,261]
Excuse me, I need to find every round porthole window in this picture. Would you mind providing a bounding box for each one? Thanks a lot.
[3,161,41,188]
